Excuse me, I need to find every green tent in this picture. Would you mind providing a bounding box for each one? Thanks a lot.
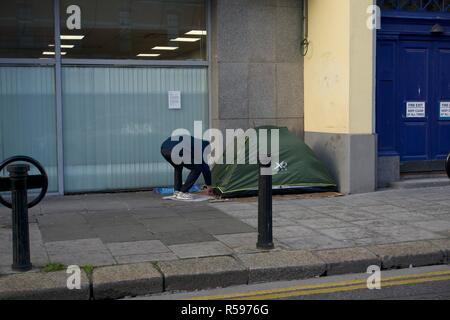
[212,126,336,197]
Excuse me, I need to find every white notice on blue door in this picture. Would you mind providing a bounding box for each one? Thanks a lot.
[440,102,450,119]
[406,102,426,118]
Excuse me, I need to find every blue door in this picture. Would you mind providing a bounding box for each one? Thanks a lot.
[431,42,450,160]
[377,38,450,163]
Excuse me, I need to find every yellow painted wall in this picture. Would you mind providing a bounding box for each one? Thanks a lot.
[304,0,374,134]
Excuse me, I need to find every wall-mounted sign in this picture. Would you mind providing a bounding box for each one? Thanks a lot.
[440,102,450,119]
[406,101,426,118]
[168,91,181,110]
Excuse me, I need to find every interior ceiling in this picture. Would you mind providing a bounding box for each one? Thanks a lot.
[0,0,206,59]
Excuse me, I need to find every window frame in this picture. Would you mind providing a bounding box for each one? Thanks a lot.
[0,0,210,66]
[0,0,211,195]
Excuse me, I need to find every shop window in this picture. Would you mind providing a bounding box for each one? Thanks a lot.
[0,0,55,58]
[59,0,207,60]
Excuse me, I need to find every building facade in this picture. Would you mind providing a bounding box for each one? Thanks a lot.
[0,0,449,195]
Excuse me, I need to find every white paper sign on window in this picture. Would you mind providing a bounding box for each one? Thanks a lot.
[168,91,181,110]
[406,102,426,118]
[440,102,450,119]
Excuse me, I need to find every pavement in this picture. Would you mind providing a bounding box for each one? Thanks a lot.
[0,186,450,299]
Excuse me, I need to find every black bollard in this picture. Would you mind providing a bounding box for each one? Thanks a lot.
[7,164,32,271]
[257,158,274,250]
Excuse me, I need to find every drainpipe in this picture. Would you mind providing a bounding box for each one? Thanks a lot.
[301,0,309,56]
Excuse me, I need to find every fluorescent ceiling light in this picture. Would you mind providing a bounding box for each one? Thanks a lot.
[185,30,207,36]
[42,51,67,55]
[49,44,75,48]
[60,35,84,40]
[170,37,201,42]
[137,53,160,57]
[152,46,178,50]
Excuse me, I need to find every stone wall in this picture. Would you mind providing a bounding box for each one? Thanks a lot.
[210,0,304,138]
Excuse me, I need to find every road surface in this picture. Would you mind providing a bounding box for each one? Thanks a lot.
[133,265,450,300]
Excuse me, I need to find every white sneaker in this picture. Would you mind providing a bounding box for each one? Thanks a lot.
[163,191,181,200]
[175,192,194,201]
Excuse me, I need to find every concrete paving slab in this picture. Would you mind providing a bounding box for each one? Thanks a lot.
[313,247,380,275]
[384,198,429,209]
[82,211,139,227]
[168,241,233,259]
[308,205,353,214]
[380,211,431,222]
[319,226,378,241]
[0,226,47,268]
[123,198,173,209]
[326,211,379,222]
[174,210,231,220]
[29,223,50,267]
[157,256,248,292]
[271,217,296,227]
[279,234,354,251]
[114,253,178,264]
[351,219,403,228]
[0,215,11,227]
[276,209,327,220]
[350,236,400,247]
[390,177,450,190]
[40,224,98,242]
[155,230,216,246]
[92,263,163,300]
[130,207,181,219]
[106,240,170,256]
[39,199,86,214]
[194,218,256,235]
[368,225,443,242]
[214,233,259,253]
[209,203,257,212]
[436,200,450,207]
[299,217,353,229]
[91,224,157,243]
[140,217,199,233]
[236,250,327,283]
[273,225,318,239]
[37,212,88,227]
[360,205,408,214]
[413,204,450,216]
[220,209,258,219]
[83,200,129,212]
[214,233,287,254]
[0,270,90,300]
[45,238,115,267]
[435,213,450,220]
[366,241,446,269]
[334,196,384,207]
[241,218,258,228]
[411,220,450,233]
[174,205,224,213]
[272,204,305,212]
[290,198,337,207]
[410,192,450,202]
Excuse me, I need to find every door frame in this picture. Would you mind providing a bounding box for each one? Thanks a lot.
[377,11,450,173]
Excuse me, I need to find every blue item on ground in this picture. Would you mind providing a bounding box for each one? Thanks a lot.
[153,184,201,195]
